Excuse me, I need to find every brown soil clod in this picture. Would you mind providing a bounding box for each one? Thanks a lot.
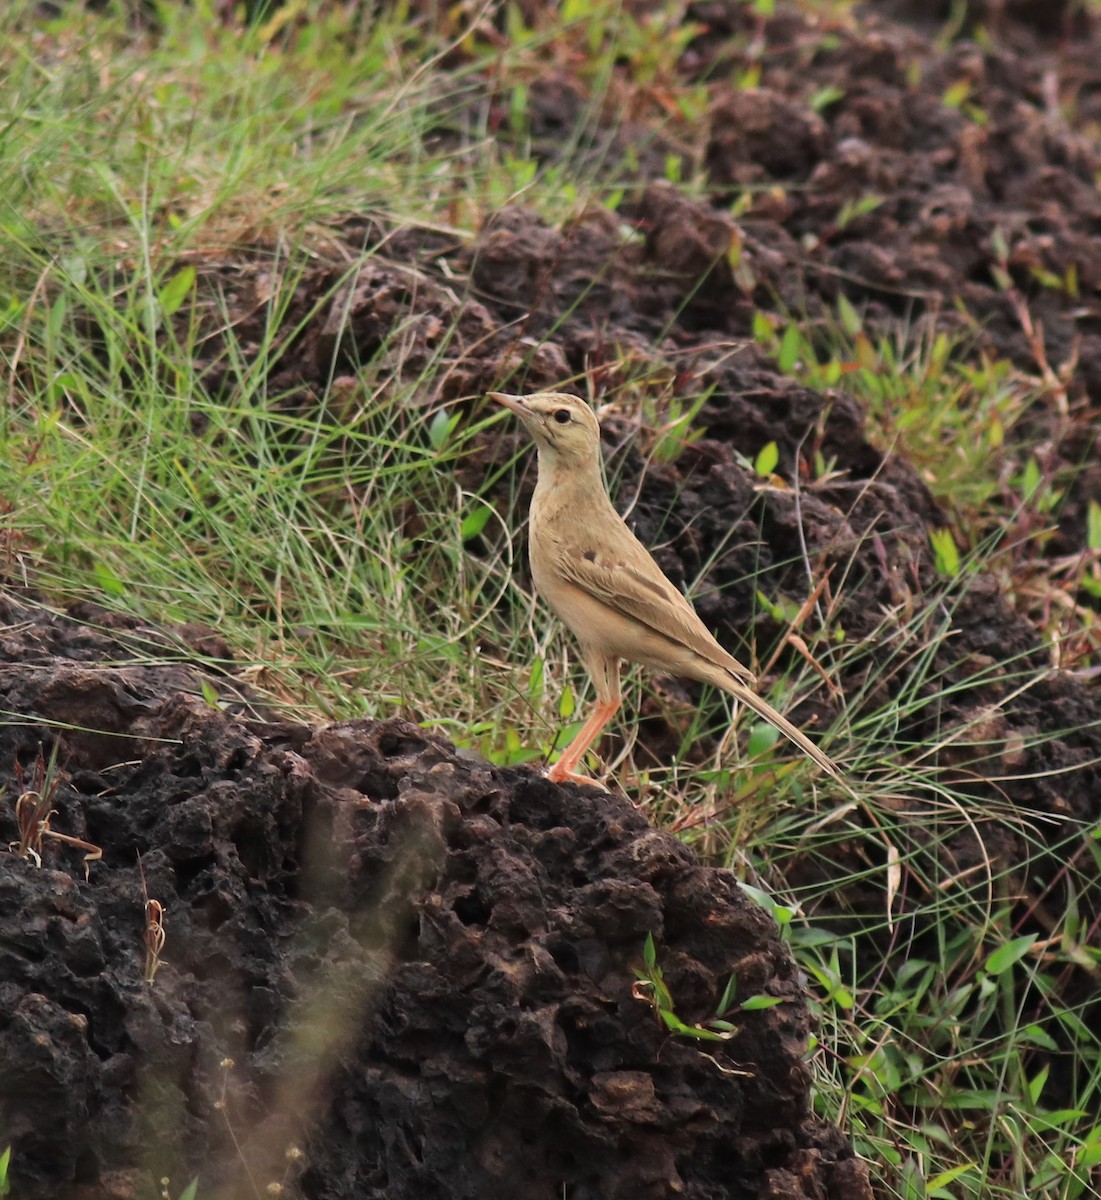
[0,587,868,1200]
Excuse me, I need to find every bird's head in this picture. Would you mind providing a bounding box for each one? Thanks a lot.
[488,391,602,470]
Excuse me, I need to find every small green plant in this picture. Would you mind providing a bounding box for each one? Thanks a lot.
[1028,261,1079,299]
[808,84,846,112]
[754,440,780,479]
[648,388,711,463]
[632,933,746,1042]
[942,78,972,109]
[622,371,712,464]
[0,1145,11,1199]
[835,192,884,230]
[560,0,705,91]
[929,527,961,577]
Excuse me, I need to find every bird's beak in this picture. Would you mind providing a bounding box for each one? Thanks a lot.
[488,391,527,416]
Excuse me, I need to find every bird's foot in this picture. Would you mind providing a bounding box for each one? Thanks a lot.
[545,763,608,788]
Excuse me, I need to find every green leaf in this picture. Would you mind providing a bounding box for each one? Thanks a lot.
[739,994,785,1011]
[47,372,80,404]
[508,83,529,132]
[48,294,67,341]
[0,1146,10,1198]
[786,927,837,951]
[836,291,862,336]
[738,882,775,910]
[737,883,796,928]
[809,85,845,112]
[754,441,779,477]
[427,408,456,452]
[558,684,575,720]
[650,974,674,1012]
[643,932,657,969]
[984,934,1036,975]
[93,560,126,597]
[658,1008,692,1034]
[658,1009,731,1041]
[942,79,971,108]
[754,588,784,622]
[777,322,801,374]
[854,193,884,219]
[158,266,196,316]
[929,528,959,577]
[746,721,780,759]
[551,719,583,752]
[806,963,855,1008]
[1054,1005,1091,1043]
[1035,1107,1094,1132]
[751,309,774,345]
[1078,1126,1101,1168]
[1021,1022,1060,1052]
[460,504,493,541]
[1020,456,1042,500]
[527,656,544,701]
[927,1162,978,1193]
[1087,499,1101,552]
[505,3,532,44]
[716,971,737,1016]
[177,1180,200,1200]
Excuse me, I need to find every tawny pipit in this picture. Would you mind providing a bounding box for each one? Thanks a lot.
[490,390,839,785]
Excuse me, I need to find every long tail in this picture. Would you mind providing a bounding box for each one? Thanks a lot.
[720,673,840,778]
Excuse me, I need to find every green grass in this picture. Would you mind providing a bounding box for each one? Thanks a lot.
[2,248,530,726]
[752,299,1100,666]
[2,3,1101,1199]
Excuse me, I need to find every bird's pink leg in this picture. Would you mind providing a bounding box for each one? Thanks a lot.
[547,698,621,783]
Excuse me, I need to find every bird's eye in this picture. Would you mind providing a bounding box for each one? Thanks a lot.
[553,409,571,424]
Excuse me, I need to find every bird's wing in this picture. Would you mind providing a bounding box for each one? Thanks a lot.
[556,539,756,685]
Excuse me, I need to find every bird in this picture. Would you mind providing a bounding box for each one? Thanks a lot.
[489,390,840,785]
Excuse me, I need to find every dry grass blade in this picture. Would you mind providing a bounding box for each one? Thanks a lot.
[8,744,102,878]
[144,900,167,986]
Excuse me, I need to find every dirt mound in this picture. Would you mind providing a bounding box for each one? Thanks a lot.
[7,0,1101,1193]
[0,587,868,1200]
